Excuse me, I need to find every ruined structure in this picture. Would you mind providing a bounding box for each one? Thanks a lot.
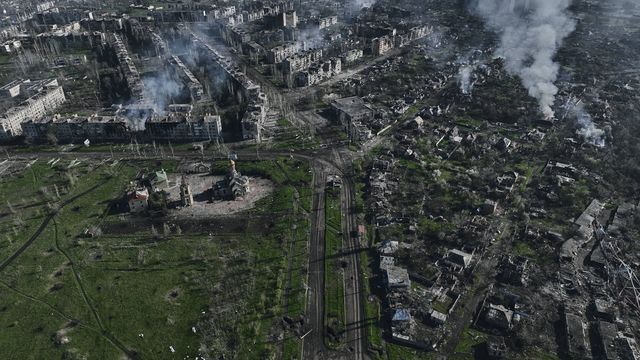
[212,160,251,200]
[111,33,143,100]
[0,78,66,139]
[180,176,194,207]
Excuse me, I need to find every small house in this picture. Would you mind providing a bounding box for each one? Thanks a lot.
[128,188,149,213]
[384,265,411,291]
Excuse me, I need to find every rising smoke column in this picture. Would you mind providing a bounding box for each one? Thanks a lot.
[142,72,183,114]
[571,101,605,147]
[458,65,475,95]
[470,0,576,118]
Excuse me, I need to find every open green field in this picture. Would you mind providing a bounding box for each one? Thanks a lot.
[0,157,312,359]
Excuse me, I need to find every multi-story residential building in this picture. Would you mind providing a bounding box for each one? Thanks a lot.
[0,79,66,140]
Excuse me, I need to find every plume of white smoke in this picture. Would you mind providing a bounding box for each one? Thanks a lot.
[457,50,486,95]
[142,72,183,115]
[297,27,325,50]
[458,65,475,95]
[571,101,605,147]
[351,0,376,11]
[470,0,576,118]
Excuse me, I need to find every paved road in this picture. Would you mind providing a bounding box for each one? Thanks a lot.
[303,161,328,359]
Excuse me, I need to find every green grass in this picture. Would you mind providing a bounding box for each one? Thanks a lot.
[360,248,383,350]
[454,326,489,354]
[454,115,485,128]
[387,343,434,360]
[514,241,536,258]
[0,158,312,359]
[280,179,312,359]
[277,117,291,127]
[432,300,450,314]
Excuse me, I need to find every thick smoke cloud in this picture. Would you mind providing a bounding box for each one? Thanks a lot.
[141,72,183,114]
[469,0,576,118]
[571,101,605,147]
[298,27,325,50]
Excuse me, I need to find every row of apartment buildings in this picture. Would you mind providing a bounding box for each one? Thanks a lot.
[0,78,66,140]
[371,25,433,55]
[296,57,341,87]
[112,33,144,100]
[189,32,268,142]
[21,112,222,143]
[167,55,204,102]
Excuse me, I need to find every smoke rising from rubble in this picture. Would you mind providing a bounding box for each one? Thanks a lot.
[351,0,376,11]
[458,65,475,95]
[142,71,182,114]
[298,27,325,50]
[571,102,605,147]
[456,50,486,96]
[469,0,576,118]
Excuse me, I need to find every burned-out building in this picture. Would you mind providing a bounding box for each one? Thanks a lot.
[331,96,375,141]
[111,33,144,100]
[282,48,324,74]
[563,313,590,359]
[144,114,222,142]
[383,265,411,291]
[189,32,268,142]
[295,57,341,87]
[167,55,204,102]
[482,303,515,331]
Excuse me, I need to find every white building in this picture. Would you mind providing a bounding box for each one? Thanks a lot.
[128,188,149,213]
[0,79,66,140]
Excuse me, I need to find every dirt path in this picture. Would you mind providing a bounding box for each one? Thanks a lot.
[52,219,136,358]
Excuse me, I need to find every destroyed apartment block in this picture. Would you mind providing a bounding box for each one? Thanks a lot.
[391,308,412,341]
[384,265,411,291]
[562,312,591,360]
[111,33,144,101]
[493,171,519,197]
[497,256,529,286]
[380,255,395,271]
[479,199,498,216]
[560,199,605,263]
[295,57,341,87]
[429,309,447,326]
[543,160,583,179]
[331,96,376,142]
[379,239,399,255]
[480,303,517,332]
[442,249,474,272]
[166,55,204,102]
[282,48,323,74]
[0,78,66,139]
[341,49,363,64]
